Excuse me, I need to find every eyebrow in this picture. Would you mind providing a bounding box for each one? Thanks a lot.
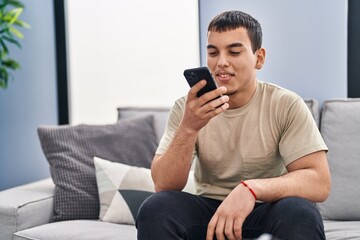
[207,42,244,49]
[227,43,244,48]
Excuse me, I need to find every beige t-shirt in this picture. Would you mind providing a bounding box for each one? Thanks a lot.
[156,81,328,200]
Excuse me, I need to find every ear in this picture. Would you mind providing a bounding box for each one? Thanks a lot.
[255,48,266,70]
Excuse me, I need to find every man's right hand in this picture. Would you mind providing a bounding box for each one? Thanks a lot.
[181,79,229,133]
[151,80,228,192]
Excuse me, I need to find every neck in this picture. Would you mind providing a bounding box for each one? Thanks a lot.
[227,79,258,109]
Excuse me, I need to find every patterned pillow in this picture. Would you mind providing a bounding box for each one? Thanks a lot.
[94,156,155,225]
[94,157,197,225]
[117,107,170,143]
[37,116,157,221]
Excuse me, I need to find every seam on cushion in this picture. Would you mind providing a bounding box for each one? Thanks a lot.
[322,99,360,104]
[14,232,40,240]
[320,101,337,133]
[12,196,54,240]
[16,196,54,209]
[320,102,330,133]
[9,207,17,240]
[13,207,18,240]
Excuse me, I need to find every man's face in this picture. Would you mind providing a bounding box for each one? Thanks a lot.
[207,27,264,102]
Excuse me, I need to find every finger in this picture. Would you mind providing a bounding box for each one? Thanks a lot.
[203,102,229,119]
[215,217,226,240]
[205,95,229,111]
[224,219,236,240]
[188,80,207,99]
[199,86,227,106]
[206,215,218,240]
[233,218,243,240]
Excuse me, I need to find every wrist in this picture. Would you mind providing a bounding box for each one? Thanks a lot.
[178,122,199,136]
[240,181,257,200]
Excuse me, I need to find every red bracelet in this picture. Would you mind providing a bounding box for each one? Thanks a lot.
[240,181,257,200]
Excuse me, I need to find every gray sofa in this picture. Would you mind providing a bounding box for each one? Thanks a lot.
[1,99,360,240]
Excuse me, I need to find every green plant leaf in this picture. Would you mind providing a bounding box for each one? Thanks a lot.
[2,7,23,26]
[8,8,22,25]
[9,26,23,39]
[0,0,24,9]
[3,35,21,48]
[0,79,7,89]
[0,0,28,89]
[0,38,9,55]
[0,27,10,34]
[2,58,20,69]
[14,19,30,29]
[0,67,9,89]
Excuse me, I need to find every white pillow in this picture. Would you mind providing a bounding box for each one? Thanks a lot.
[94,156,155,225]
[94,156,197,225]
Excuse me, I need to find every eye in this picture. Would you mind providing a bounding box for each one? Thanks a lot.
[208,51,218,56]
[229,51,240,55]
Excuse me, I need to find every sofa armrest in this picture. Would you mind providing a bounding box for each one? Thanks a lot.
[0,178,55,240]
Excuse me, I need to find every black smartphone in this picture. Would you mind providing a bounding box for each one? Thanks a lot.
[183,67,218,98]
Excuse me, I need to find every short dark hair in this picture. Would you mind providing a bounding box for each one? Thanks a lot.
[208,10,262,53]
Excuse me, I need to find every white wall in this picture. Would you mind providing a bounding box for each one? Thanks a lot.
[66,0,200,124]
[199,0,347,104]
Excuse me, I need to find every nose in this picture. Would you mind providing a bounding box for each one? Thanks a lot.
[217,53,229,68]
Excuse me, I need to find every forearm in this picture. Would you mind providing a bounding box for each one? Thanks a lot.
[151,123,198,192]
[248,170,329,203]
[246,151,331,203]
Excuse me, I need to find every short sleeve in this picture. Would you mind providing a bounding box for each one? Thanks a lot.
[279,97,328,165]
[156,97,186,155]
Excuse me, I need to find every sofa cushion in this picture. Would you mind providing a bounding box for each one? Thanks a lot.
[317,99,360,220]
[13,220,136,240]
[94,157,154,225]
[37,116,157,222]
[0,179,54,240]
[323,220,360,240]
[117,107,170,142]
[303,98,320,127]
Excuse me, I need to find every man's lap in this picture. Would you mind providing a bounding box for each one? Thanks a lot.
[136,191,325,240]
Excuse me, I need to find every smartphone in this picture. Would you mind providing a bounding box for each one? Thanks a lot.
[183,67,218,98]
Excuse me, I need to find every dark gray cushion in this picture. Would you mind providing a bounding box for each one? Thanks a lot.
[117,107,170,143]
[303,98,320,127]
[317,99,360,220]
[38,116,157,222]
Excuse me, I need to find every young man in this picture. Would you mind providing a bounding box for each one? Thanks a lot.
[136,10,331,240]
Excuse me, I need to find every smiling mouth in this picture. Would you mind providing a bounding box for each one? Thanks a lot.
[215,72,235,82]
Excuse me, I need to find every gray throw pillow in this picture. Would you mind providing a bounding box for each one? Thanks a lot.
[117,107,170,143]
[38,115,157,222]
[303,98,320,127]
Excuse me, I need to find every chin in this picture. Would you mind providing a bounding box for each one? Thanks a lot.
[224,90,237,96]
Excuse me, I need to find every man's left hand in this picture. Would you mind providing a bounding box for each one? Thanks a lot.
[206,183,256,240]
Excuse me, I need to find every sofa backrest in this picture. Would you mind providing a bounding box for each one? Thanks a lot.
[316,99,360,220]
[303,98,320,127]
[117,107,170,143]
[118,99,319,143]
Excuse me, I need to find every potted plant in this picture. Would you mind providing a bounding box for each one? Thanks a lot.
[0,0,30,89]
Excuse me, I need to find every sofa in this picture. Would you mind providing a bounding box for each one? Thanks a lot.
[0,98,360,240]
